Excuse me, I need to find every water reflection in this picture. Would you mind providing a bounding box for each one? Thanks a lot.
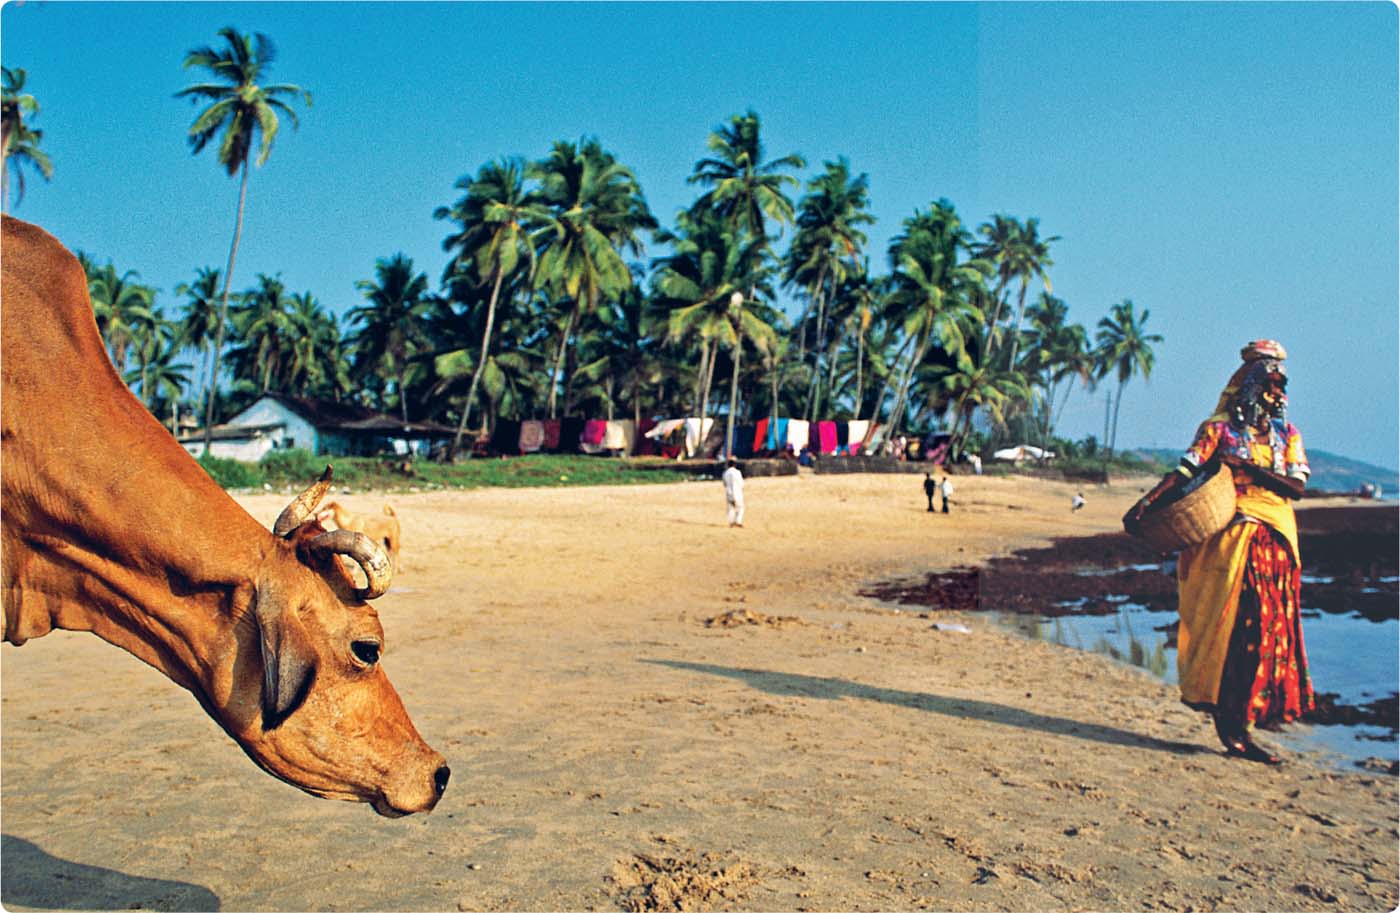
[998,602,1172,681]
[989,585,1399,770]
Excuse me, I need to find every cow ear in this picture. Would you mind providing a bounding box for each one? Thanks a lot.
[253,590,318,730]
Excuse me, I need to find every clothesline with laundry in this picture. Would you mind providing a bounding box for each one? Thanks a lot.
[482,417,964,462]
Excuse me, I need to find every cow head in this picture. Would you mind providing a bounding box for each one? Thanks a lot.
[229,467,448,817]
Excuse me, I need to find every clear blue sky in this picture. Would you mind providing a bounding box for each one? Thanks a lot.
[4,2,1396,470]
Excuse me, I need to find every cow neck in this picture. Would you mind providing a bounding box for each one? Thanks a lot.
[4,261,273,688]
[17,420,274,691]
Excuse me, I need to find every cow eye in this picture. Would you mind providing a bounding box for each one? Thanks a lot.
[350,640,381,667]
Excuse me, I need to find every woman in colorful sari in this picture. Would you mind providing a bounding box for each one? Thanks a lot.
[1126,339,1313,764]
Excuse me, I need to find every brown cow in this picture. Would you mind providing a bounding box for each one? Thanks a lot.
[1,215,448,816]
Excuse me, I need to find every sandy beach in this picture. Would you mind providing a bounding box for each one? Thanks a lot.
[2,471,1395,912]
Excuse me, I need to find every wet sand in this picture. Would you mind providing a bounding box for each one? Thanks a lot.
[2,472,1396,911]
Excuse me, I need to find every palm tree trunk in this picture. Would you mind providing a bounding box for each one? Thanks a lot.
[1102,388,1112,454]
[982,277,1010,362]
[1110,380,1125,455]
[1053,378,1081,430]
[1041,376,1059,448]
[806,263,823,420]
[699,339,717,426]
[770,360,780,433]
[854,331,865,421]
[547,301,579,419]
[725,335,742,459]
[451,266,505,458]
[863,333,914,446]
[1005,281,1030,369]
[823,334,841,416]
[888,330,929,440]
[202,157,250,454]
[692,338,710,418]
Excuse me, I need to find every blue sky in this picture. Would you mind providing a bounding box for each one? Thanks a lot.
[4,2,1396,470]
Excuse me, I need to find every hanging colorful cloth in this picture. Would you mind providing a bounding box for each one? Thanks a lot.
[519,420,545,453]
[754,417,771,452]
[582,419,607,446]
[541,419,562,452]
[786,419,810,455]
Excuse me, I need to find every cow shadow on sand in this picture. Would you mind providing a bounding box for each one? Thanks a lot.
[644,659,1212,756]
[1,835,220,911]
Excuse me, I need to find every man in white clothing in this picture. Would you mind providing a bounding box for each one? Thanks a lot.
[722,458,745,527]
[938,475,954,514]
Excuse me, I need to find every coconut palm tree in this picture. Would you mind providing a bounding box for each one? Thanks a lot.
[347,254,433,422]
[225,274,297,394]
[436,156,549,452]
[719,289,781,457]
[654,208,770,447]
[688,109,805,242]
[1021,292,1095,446]
[176,27,310,450]
[531,138,655,418]
[973,215,1058,367]
[1094,299,1162,455]
[284,291,346,399]
[934,362,1034,459]
[1002,218,1058,368]
[570,271,669,425]
[125,337,192,434]
[827,266,883,419]
[785,157,875,419]
[688,110,803,421]
[86,260,157,377]
[175,267,223,416]
[128,311,180,410]
[883,201,990,439]
[1,66,52,211]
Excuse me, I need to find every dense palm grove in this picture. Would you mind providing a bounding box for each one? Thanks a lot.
[2,31,1163,463]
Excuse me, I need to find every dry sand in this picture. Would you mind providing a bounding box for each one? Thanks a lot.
[2,471,1395,912]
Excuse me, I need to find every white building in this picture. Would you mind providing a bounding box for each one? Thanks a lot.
[179,393,456,461]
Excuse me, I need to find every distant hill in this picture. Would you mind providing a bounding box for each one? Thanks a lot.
[1134,448,1398,497]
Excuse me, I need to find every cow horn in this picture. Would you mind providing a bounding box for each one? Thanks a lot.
[273,466,335,538]
[308,529,392,599]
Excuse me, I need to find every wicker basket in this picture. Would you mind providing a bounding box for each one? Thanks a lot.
[1132,461,1237,551]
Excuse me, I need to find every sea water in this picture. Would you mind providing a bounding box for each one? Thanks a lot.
[990,571,1399,771]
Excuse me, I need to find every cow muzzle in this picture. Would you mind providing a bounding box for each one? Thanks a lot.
[371,750,451,817]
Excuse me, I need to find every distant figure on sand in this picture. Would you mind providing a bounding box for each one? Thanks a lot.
[1071,491,1086,512]
[938,476,954,514]
[722,458,745,528]
[1125,339,1312,765]
[923,473,936,512]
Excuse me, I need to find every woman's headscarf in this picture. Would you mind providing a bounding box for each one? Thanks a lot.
[1199,339,1289,435]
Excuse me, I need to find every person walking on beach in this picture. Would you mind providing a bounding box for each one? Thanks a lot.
[938,475,954,513]
[1125,339,1312,764]
[722,458,745,528]
[923,473,936,512]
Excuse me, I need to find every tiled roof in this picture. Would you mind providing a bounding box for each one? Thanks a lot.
[261,394,457,437]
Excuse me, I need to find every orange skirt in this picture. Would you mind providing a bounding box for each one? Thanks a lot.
[1214,523,1314,729]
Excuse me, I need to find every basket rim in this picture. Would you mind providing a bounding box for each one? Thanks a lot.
[1136,462,1236,547]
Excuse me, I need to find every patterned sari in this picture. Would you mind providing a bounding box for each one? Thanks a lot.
[1174,419,1314,729]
